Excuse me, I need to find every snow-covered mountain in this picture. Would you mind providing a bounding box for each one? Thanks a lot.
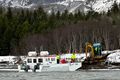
[0,0,120,13]
[90,0,120,12]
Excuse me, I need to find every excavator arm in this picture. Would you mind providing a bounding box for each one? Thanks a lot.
[85,42,94,59]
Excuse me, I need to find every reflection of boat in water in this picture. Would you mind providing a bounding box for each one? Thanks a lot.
[18,51,84,72]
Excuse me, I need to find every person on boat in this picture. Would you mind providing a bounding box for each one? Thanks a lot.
[71,53,76,63]
[56,53,60,64]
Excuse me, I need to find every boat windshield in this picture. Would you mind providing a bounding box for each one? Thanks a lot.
[38,58,43,63]
[27,59,32,63]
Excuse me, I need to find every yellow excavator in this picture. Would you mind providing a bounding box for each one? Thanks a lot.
[81,42,108,69]
[85,42,106,63]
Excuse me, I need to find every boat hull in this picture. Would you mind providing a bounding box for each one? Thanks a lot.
[19,62,82,72]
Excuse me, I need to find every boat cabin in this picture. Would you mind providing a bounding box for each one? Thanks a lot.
[24,56,57,66]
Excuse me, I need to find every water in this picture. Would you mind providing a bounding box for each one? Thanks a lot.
[0,70,120,80]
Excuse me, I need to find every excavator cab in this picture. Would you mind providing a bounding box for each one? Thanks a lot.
[85,42,102,60]
[93,43,102,56]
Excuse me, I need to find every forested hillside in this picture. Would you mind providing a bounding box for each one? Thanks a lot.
[0,2,120,55]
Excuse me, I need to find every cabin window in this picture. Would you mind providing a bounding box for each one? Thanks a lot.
[46,58,48,61]
[38,58,43,63]
[27,59,32,63]
[46,58,50,61]
[33,59,37,63]
[51,58,55,61]
[48,58,50,61]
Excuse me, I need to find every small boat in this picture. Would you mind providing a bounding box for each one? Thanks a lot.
[18,51,84,72]
[0,56,19,72]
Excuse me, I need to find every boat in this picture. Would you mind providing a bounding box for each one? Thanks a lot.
[18,51,84,72]
[0,56,19,72]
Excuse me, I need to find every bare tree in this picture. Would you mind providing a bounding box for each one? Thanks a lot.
[53,29,63,53]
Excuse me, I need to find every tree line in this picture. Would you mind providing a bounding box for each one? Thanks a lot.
[0,2,120,55]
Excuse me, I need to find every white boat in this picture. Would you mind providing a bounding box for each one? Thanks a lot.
[0,56,19,72]
[18,51,84,72]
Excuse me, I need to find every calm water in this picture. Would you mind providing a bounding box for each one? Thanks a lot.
[0,70,120,80]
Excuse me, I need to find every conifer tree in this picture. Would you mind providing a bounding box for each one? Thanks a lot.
[111,1,119,14]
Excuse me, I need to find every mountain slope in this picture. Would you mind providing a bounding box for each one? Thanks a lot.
[0,0,120,13]
[91,0,120,12]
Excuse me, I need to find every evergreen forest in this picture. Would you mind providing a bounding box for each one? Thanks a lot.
[0,2,120,55]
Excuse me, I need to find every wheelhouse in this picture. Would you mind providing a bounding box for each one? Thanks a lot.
[24,56,57,65]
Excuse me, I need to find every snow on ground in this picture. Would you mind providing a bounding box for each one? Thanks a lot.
[106,49,120,63]
[102,50,115,55]
[0,56,18,64]
[61,53,89,62]
[1,49,120,64]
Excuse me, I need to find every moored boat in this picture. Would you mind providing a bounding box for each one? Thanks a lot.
[0,56,19,72]
[18,51,84,72]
